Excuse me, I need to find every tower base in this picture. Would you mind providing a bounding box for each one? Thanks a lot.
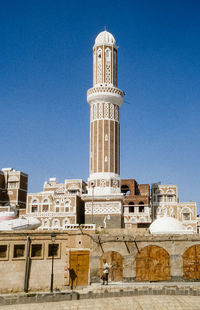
[82,194,124,229]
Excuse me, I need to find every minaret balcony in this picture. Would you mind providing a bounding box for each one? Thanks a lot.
[87,86,124,107]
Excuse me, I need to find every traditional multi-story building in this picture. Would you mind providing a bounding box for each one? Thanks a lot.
[26,177,87,230]
[121,179,151,229]
[151,183,197,232]
[0,168,28,211]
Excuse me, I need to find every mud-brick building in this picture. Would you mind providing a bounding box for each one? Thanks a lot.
[1,230,200,293]
[121,179,151,230]
[0,168,28,211]
[26,178,87,230]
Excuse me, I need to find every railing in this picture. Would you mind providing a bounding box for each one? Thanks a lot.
[26,211,75,217]
[38,224,96,231]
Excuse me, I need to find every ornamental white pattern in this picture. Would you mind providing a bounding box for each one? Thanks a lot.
[110,103,114,120]
[112,179,118,188]
[87,86,123,97]
[94,104,97,119]
[85,203,121,215]
[104,103,109,118]
[100,179,106,187]
[105,64,111,83]
[97,48,102,83]
[105,48,111,83]
[113,50,117,86]
[115,105,119,121]
[93,51,96,85]
[99,103,103,119]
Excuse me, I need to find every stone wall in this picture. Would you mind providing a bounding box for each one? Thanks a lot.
[1,230,200,294]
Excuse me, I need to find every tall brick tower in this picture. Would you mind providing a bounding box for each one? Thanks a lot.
[84,30,125,228]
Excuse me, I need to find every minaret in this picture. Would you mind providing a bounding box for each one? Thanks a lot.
[84,30,124,229]
[87,30,124,196]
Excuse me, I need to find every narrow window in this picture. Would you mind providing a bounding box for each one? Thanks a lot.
[139,202,144,213]
[183,213,190,221]
[43,205,49,212]
[31,206,38,213]
[128,202,134,213]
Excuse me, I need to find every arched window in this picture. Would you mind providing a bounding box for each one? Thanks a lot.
[157,195,164,202]
[105,48,111,62]
[121,185,130,196]
[31,199,38,213]
[52,219,60,229]
[167,195,174,202]
[166,190,175,202]
[139,202,144,213]
[63,218,70,229]
[42,198,50,212]
[55,200,61,213]
[43,219,49,228]
[128,202,134,213]
[98,48,102,60]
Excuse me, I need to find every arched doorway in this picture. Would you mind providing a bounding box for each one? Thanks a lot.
[100,251,123,282]
[136,245,171,281]
[183,245,200,280]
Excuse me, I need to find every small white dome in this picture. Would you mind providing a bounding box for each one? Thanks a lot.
[95,30,116,46]
[149,216,191,234]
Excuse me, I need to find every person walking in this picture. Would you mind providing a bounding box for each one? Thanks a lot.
[102,259,109,285]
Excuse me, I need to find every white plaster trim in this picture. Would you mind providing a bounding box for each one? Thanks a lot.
[97,119,99,172]
[103,45,105,84]
[93,116,94,173]
[114,117,115,173]
[87,186,121,195]
[103,119,104,172]
[85,201,122,215]
[89,172,120,180]
[87,92,123,107]
[109,119,110,173]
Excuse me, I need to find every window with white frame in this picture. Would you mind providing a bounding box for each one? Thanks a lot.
[157,195,163,202]
[182,207,191,221]
[63,218,70,228]
[52,219,60,228]
[167,195,174,202]
[43,219,49,228]
[8,182,18,189]
[183,213,191,221]
[42,198,50,212]
[55,200,61,213]
[31,199,38,213]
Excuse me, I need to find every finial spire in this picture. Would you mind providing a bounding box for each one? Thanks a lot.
[104,25,106,31]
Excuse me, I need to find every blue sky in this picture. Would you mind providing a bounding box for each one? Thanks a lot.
[1,0,200,205]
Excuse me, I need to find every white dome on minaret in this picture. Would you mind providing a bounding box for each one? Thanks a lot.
[95,30,116,46]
